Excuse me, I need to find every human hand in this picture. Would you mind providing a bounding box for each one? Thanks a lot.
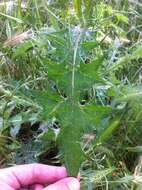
[0,163,80,190]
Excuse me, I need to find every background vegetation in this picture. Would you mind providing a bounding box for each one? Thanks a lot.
[0,0,142,189]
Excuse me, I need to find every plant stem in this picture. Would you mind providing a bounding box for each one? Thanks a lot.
[71,29,83,98]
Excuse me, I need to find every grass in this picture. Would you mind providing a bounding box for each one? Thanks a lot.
[0,0,142,189]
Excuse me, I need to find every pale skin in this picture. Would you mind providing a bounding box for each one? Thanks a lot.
[0,163,80,190]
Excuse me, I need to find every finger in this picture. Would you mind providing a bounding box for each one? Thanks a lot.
[31,184,44,190]
[0,163,67,189]
[43,177,80,190]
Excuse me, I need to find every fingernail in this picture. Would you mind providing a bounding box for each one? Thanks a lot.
[67,178,80,190]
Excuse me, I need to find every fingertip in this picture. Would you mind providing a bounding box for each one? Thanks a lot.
[45,177,80,190]
[65,177,80,190]
[58,166,67,177]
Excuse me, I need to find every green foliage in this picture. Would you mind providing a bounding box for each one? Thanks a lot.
[28,28,112,175]
[0,0,142,189]
[109,45,142,72]
[58,102,86,176]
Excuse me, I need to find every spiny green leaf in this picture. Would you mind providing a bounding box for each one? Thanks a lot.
[47,57,103,97]
[47,34,66,46]
[58,101,86,176]
[31,89,63,119]
[81,41,98,50]
[59,133,85,176]
[80,57,103,80]
[82,104,112,125]
[57,70,100,97]
[46,61,68,81]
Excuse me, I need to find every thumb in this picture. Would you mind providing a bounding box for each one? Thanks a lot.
[43,177,80,190]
